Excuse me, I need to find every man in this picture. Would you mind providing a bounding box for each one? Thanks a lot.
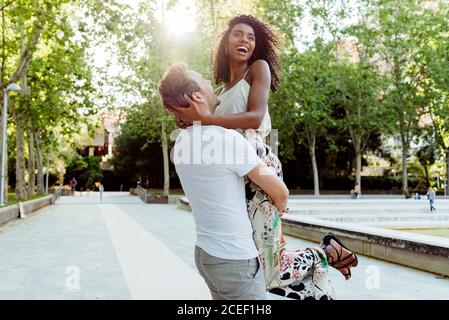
[426,187,436,213]
[159,63,289,300]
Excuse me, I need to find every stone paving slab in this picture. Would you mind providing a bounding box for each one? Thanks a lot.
[145,204,449,299]
[0,198,130,300]
[285,237,449,300]
[99,204,208,299]
[0,192,448,300]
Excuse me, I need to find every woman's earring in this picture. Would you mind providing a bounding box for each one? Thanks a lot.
[225,47,228,55]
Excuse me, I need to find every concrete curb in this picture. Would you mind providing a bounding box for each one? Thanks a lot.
[0,195,54,226]
[168,196,449,276]
[177,197,191,212]
[133,186,182,204]
[282,215,449,277]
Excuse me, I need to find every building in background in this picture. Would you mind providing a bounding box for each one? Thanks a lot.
[78,108,128,190]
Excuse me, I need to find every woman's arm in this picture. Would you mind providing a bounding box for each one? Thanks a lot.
[204,59,271,129]
[171,60,271,130]
[246,163,289,214]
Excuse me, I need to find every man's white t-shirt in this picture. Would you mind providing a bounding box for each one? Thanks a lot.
[173,125,262,260]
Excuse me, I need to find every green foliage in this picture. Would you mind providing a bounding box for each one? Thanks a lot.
[332,61,385,152]
[86,177,94,191]
[66,155,103,190]
[2,0,107,197]
[6,0,447,192]
[271,45,335,153]
[111,126,164,184]
[109,0,448,192]
[252,0,302,46]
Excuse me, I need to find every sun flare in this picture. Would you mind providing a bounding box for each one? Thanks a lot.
[161,1,197,36]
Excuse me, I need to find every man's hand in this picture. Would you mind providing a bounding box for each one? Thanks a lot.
[169,93,211,124]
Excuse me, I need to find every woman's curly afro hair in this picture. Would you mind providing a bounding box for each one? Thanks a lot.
[212,14,281,92]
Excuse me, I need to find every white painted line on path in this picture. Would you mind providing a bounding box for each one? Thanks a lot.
[100,204,210,299]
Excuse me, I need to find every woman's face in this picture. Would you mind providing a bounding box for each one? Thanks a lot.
[226,23,255,63]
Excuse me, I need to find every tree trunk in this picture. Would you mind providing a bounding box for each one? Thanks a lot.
[3,141,6,202]
[14,23,29,201]
[0,90,6,203]
[14,114,27,200]
[305,125,320,196]
[310,149,320,196]
[355,144,362,190]
[354,100,363,191]
[308,133,320,196]
[161,121,169,196]
[59,172,64,187]
[424,165,429,189]
[35,130,44,194]
[27,129,36,197]
[446,151,449,196]
[401,142,408,195]
[45,156,49,194]
[9,20,44,84]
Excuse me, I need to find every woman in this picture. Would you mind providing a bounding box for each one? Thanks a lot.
[171,15,358,300]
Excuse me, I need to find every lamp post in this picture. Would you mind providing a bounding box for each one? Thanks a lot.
[0,83,21,205]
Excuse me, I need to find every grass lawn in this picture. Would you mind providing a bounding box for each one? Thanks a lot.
[2,193,47,207]
[401,228,449,239]
[146,188,185,196]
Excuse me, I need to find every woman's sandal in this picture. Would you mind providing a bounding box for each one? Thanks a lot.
[320,232,358,280]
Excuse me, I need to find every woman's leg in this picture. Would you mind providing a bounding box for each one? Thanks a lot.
[247,185,335,299]
[244,133,334,299]
[270,247,335,300]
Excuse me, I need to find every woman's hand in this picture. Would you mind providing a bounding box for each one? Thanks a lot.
[169,93,211,124]
[175,118,191,129]
[277,206,289,217]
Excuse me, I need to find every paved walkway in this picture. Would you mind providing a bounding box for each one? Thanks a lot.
[0,192,448,300]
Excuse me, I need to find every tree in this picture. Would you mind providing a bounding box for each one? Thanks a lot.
[65,155,102,191]
[269,0,357,195]
[1,0,55,200]
[333,61,384,191]
[6,1,96,200]
[275,46,335,195]
[107,1,175,195]
[411,0,449,194]
[112,112,170,188]
[327,16,386,191]
[364,0,434,194]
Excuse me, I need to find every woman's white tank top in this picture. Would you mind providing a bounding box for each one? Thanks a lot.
[215,71,271,137]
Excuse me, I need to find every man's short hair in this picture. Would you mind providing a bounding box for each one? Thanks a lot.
[159,62,200,109]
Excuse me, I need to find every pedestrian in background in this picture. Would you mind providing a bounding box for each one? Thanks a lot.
[70,177,77,196]
[351,182,361,199]
[426,187,436,213]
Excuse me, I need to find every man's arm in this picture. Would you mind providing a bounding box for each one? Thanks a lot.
[246,163,289,215]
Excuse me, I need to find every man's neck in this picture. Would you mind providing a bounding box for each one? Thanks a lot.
[181,123,215,130]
